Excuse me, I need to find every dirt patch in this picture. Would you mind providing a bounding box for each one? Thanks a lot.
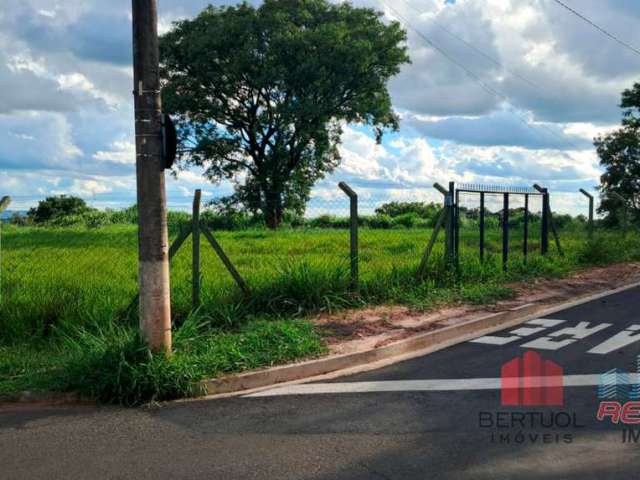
[315,262,640,355]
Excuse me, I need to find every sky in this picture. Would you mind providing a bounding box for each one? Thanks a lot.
[0,0,639,215]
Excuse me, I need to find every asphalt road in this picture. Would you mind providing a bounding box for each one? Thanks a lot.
[3,287,640,479]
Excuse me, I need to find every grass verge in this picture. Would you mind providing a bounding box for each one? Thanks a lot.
[1,316,325,405]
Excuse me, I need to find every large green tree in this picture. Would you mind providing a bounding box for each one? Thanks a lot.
[595,82,640,226]
[160,0,409,228]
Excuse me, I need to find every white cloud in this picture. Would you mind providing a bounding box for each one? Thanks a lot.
[65,178,112,197]
[92,140,135,164]
[0,0,635,218]
[56,72,119,108]
[9,132,35,141]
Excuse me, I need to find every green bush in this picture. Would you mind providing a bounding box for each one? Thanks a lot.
[108,205,138,224]
[9,213,32,226]
[576,235,616,265]
[29,195,91,223]
[392,212,419,228]
[363,214,393,229]
[307,215,349,229]
[375,201,439,218]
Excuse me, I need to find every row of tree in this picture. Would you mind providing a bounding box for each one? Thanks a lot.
[15,196,590,232]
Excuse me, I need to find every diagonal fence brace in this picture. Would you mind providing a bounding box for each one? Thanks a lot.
[201,225,249,294]
[416,207,447,279]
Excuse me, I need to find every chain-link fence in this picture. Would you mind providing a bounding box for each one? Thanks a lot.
[2,184,634,339]
[455,187,548,270]
[0,215,139,339]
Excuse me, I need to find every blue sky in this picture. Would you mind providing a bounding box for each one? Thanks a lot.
[0,0,639,215]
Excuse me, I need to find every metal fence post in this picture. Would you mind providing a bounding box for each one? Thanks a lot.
[192,189,201,309]
[534,184,549,255]
[502,193,509,271]
[523,193,529,263]
[448,182,456,265]
[454,187,460,266]
[0,196,10,215]
[579,189,594,238]
[338,182,358,291]
[479,192,485,262]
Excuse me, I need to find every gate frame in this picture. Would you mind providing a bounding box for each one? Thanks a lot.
[451,183,558,270]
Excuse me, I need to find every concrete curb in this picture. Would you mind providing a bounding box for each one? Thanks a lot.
[201,281,640,397]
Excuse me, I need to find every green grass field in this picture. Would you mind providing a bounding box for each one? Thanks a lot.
[1,222,637,404]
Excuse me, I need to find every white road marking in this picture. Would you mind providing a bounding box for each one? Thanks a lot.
[523,322,613,351]
[527,319,567,328]
[245,374,640,397]
[549,321,612,339]
[469,335,519,345]
[589,326,640,354]
[510,327,547,337]
[469,318,567,345]
[520,336,577,350]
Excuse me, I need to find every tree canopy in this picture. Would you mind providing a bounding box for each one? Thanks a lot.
[160,0,409,228]
[28,195,90,223]
[595,82,640,226]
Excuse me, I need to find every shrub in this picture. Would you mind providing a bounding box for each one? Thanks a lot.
[576,235,616,265]
[392,212,418,228]
[363,214,393,229]
[375,201,439,218]
[109,205,138,224]
[9,212,31,226]
[307,215,349,229]
[28,195,91,223]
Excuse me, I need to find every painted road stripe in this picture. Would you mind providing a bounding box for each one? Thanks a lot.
[245,374,640,397]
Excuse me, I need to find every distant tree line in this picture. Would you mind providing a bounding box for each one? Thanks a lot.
[11,196,589,232]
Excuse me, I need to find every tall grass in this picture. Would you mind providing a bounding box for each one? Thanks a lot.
[3,224,639,339]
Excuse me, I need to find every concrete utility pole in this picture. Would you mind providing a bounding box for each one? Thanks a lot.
[132,0,172,354]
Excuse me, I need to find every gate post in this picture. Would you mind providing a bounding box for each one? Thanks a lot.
[523,193,529,263]
[502,193,509,271]
[339,182,358,291]
[479,192,485,262]
[534,184,549,255]
[433,183,454,264]
[449,182,456,265]
[579,189,594,238]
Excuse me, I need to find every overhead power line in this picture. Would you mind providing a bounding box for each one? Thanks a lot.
[380,1,584,151]
[397,0,543,93]
[551,0,640,57]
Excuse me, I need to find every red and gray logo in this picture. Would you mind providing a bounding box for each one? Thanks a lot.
[501,351,564,406]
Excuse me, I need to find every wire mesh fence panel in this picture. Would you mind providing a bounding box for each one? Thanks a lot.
[190,195,354,318]
[1,184,582,335]
[457,191,481,264]
[507,193,526,265]
[0,222,139,339]
[357,198,439,283]
[482,193,505,265]
[166,225,198,319]
[526,194,544,257]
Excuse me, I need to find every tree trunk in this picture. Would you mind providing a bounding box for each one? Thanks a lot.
[264,189,283,229]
